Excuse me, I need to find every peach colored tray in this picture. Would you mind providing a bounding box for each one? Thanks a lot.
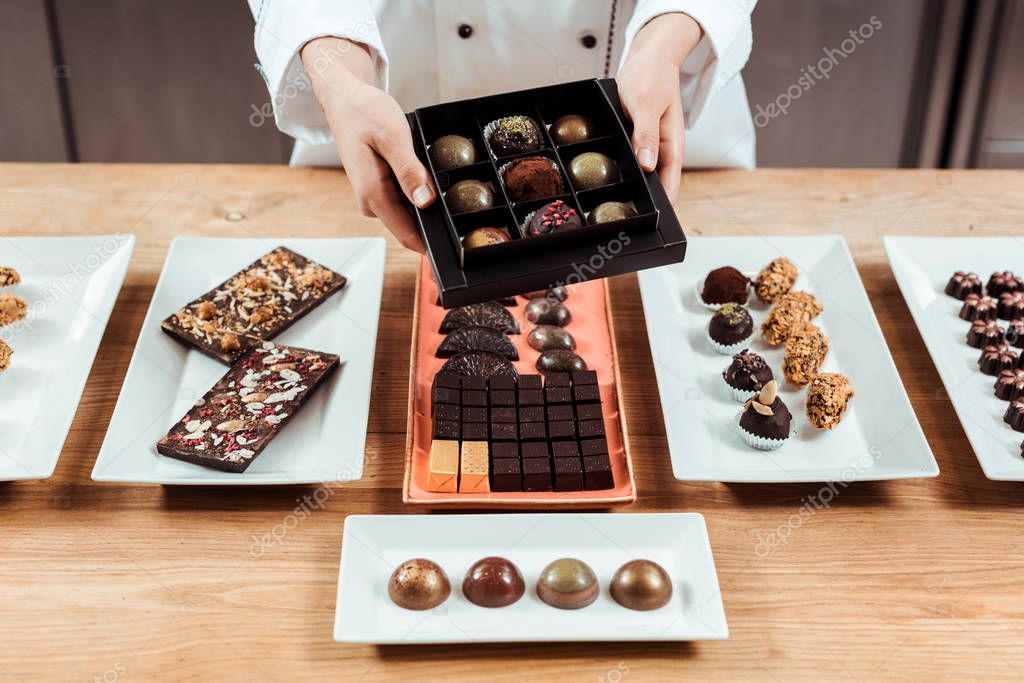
[403,258,637,509]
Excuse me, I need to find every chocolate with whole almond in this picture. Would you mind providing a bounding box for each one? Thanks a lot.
[160,247,346,363]
[156,341,338,472]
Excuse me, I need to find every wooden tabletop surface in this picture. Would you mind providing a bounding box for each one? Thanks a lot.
[2,164,1024,681]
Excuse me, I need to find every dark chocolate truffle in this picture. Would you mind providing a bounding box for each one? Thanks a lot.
[979,343,1018,376]
[429,134,476,170]
[944,271,982,300]
[525,199,582,237]
[723,349,774,393]
[987,271,1022,297]
[995,368,1024,401]
[502,156,563,203]
[568,152,619,190]
[709,303,754,349]
[959,294,998,322]
[462,226,510,249]
[998,291,1024,320]
[487,115,542,156]
[445,179,494,214]
[1003,400,1024,432]
[701,266,750,305]
[967,320,1005,349]
[738,380,792,444]
[549,114,593,145]
[590,201,637,224]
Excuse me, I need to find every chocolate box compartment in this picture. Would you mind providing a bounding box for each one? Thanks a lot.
[438,162,508,215]
[556,135,643,192]
[409,78,686,309]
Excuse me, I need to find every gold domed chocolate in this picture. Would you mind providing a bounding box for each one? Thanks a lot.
[429,134,476,171]
[568,152,619,190]
[462,227,510,249]
[446,179,494,214]
[610,559,672,611]
[590,201,637,224]
[550,114,593,145]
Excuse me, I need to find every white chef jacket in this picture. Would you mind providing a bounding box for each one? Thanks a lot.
[247,0,756,169]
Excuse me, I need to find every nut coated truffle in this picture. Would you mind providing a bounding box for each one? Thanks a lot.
[487,115,542,156]
[806,372,854,430]
[502,156,563,202]
[755,257,798,304]
[429,134,476,170]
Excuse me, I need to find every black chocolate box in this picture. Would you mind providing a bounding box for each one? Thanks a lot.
[406,78,687,308]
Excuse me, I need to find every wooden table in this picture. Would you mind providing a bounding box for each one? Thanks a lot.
[2,164,1023,681]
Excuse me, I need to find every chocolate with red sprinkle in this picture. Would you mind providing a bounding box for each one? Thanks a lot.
[524,200,583,238]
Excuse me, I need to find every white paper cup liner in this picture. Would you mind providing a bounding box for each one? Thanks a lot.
[694,273,752,311]
[726,383,759,403]
[735,415,793,451]
[705,327,752,356]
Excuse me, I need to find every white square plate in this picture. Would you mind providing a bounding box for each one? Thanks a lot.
[885,236,1024,480]
[0,235,134,480]
[92,237,385,485]
[637,235,938,483]
[333,513,727,643]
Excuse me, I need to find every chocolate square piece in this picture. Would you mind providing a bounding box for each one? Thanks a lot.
[580,437,609,456]
[459,441,490,493]
[433,419,460,440]
[554,458,584,491]
[489,376,516,391]
[575,403,603,421]
[462,422,488,441]
[431,386,459,407]
[462,390,487,407]
[583,454,614,490]
[156,342,339,472]
[462,406,487,423]
[523,458,552,491]
[520,421,547,441]
[462,376,487,391]
[519,406,544,422]
[434,403,461,423]
[490,422,518,441]
[491,442,519,460]
[491,458,522,492]
[521,442,550,459]
[545,372,571,387]
[490,389,516,407]
[433,373,461,390]
[491,406,516,422]
[573,384,601,404]
[518,374,543,389]
[518,389,544,406]
[548,420,576,440]
[552,441,580,458]
[571,370,598,385]
[547,405,574,422]
[160,247,346,364]
[427,439,458,492]
[578,419,605,438]
[546,386,572,404]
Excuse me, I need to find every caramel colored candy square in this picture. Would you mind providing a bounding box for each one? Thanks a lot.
[459,441,490,493]
[427,440,459,493]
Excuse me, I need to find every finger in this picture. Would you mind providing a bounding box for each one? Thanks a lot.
[657,101,685,203]
[371,125,436,209]
[628,105,661,173]
[346,145,425,252]
[371,184,426,253]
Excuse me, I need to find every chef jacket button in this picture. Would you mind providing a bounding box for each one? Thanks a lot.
[458,24,473,39]
[581,34,597,48]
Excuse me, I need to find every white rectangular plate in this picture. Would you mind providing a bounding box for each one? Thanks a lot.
[637,235,937,483]
[92,237,385,485]
[334,513,726,643]
[0,235,134,480]
[885,236,1024,480]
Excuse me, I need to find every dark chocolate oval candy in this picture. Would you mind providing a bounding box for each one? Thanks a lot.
[536,350,587,373]
[527,325,576,352]
[524,298,571,326]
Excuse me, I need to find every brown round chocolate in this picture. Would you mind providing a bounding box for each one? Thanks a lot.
[610,559,673,611]
[536,557,599,609]
[550,114,593,145]
[590,201,637,224]
[462,556,525,608]
[446,179,494,214]
[568,152,619,190]
[701,266,750,305]
[429,134,476,171]
[388,558,451,610]
[462,227,510,249]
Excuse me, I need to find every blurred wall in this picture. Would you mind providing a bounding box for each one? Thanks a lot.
[0,0,1019,168]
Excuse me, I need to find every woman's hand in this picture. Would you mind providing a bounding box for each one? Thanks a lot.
[617,13,703,203]
[302,37,435,253]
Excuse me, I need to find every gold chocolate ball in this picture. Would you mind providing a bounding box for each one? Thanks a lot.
[536,557,599,610]
[388,558,451,610]
[568,152,620,190]
[609,559,672,611]
[445,179,494,214]
[590,201,638,224]
[462,227,510,249]
[550,114,593,145]
[429,134,476,171]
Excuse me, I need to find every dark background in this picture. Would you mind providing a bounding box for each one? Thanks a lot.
[1,0,1020,168]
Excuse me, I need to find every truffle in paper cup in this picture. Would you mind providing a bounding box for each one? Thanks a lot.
[694,269,753,311]
[705,326,752,356]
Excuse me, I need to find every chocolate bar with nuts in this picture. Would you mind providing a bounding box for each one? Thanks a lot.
[156,342,339,472]
[160,247,346,363]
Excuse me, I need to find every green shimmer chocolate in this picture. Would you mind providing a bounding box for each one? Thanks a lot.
[549,114,593,145]
[568,152,619,190]
[590,201,637,224]
[446,179,494,214]
[429,134,476,170]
